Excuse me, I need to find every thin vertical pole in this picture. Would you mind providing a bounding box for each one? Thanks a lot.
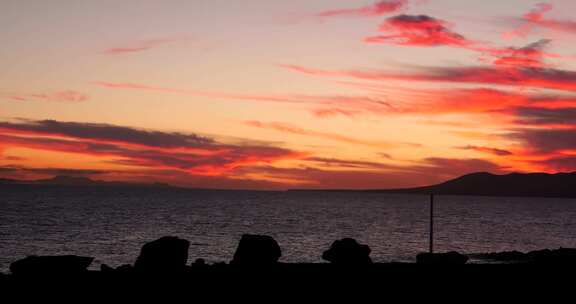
[429,194,434,254]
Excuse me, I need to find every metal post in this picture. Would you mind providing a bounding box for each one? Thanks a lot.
[429,194,434,254]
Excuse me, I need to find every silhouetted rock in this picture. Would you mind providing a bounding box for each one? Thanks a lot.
[101,264,114,272]
[322,238,372,264]
[10,255,94,276]
[477,251,527,262]
[231,234,282,265]
[416,252,468,264]
[527,248,576,264]
[116,264,134,273]
[192,258,207,266]
[134,236,190,272]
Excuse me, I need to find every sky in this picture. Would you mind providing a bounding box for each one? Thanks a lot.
[2,0,576,189]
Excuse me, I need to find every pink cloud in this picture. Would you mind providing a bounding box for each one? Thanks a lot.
[94,81,396,115]
[365,14,473,47]
[316,0,408,18]
[3,90,88,102]
[504,3,554,39]
[103,38,185,55]
[281,64,576,93]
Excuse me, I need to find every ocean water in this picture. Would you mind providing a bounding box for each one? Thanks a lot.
[2,184,576,272]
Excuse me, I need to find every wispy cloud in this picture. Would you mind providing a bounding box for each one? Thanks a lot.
[0,119,305,176]
[94,81,397,117]
[238,156,504,189]
[2,90,88,102]
[0,118,511,189]
[511,106,576,126]
[504,2,554,39]
[316,0,409,18]
[103,38,185,55]
[281,64,576,93]
[244,120,415,148]
[456,145,513,156]
[0,165,111,177]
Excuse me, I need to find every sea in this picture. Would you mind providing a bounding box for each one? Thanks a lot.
[2,184,576,272]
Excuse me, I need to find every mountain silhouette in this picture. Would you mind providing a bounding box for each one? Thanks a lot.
[0,175,172,188]
[376,172,576,198]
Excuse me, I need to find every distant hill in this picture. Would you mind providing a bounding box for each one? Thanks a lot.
[289,172,576,198]
[0,175,173,188]
[372,172,576,198]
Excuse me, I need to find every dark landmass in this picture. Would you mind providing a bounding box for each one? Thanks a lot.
[291,171,576,198]
[0,175,173,188]
[4,171,576,198]
[3,235,576,294]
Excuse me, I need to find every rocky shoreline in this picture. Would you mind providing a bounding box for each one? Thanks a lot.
[2,236,576,298]
[3,234,576,279]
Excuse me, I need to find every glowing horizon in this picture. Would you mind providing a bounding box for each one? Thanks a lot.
[2,0,576,189]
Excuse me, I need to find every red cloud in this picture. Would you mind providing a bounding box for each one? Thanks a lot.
[365,14,473,47]
[281,64,576,93]
[534,156,576,172]
[0,119,511,189]
[3,90,88,102]
[488,39,555,68]
[362,13,570,69]
[311,108,363,118]
[282,63,576,119]
[317,0,408,18]
[0,119,306,176]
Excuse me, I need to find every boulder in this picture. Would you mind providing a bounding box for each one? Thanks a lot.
[416,251,469,264]
[134,236,190,272]
[10,255,94,276]
[231,234,282,265]
[322,238,372,264]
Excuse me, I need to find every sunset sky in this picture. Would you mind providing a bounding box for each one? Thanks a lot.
[2,0,576,189]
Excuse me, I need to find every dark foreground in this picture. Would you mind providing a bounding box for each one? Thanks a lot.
[2,235,576,298]
[1,264,574,301]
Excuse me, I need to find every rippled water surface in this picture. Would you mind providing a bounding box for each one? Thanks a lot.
[2,184,576,271]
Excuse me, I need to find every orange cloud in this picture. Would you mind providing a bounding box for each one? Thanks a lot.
[238,156,505,189]
[456,145,513,156]
[0,119,306,176]
[244,120,415,148]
